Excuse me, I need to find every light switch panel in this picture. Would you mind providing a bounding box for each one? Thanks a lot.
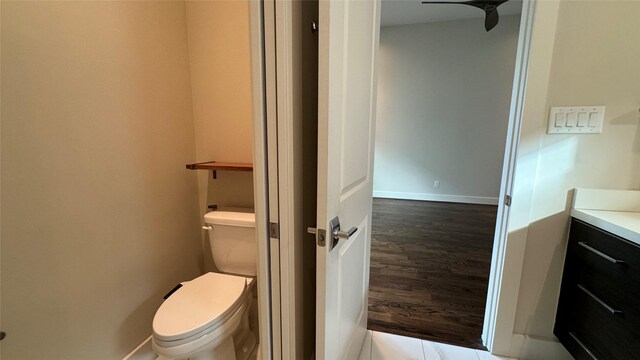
[547,106,605,134]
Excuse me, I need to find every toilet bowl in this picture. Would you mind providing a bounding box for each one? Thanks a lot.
[152,272,256,360]
[151,210,258,360]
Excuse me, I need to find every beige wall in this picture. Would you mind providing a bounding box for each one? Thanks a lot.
[513,0,640,339]
[1,2,203,358]
[185,0,255,223]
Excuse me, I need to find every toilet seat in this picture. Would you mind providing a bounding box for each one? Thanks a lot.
[153,272,253,346]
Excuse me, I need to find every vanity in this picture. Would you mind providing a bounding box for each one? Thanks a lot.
[555,189,640,360]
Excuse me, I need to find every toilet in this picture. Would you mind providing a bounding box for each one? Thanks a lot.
[152,210,258,360]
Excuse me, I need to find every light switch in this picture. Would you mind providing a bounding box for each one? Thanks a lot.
[555,113,566,127]
[577,112,588,127]
[547,106,605,134]
[566,113,577,127]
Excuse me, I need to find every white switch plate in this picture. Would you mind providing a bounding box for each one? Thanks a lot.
[547,106,605,134]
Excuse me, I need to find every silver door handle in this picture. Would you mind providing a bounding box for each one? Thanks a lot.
[328,216,357,250]
[309,217,358,250]
[337,227,357,239]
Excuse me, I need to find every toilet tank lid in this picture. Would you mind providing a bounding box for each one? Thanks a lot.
[204,210,255,227]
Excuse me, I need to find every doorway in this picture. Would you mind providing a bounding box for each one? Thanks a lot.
[367,0,523,350]
[258,2,548,358]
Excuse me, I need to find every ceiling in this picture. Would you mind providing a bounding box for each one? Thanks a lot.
[381,0,523,27]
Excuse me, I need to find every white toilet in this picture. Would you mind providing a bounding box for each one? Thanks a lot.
[152,210,258,360]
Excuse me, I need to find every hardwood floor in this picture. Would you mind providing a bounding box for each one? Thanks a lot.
[367,198,498,350]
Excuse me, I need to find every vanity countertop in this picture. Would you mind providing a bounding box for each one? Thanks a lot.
[571,208,640,246]
[571,188,640,246]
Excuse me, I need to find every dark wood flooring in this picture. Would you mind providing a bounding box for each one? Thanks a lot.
[367,198,498,350]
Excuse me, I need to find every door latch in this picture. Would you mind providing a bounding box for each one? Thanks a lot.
[307,226,326,247]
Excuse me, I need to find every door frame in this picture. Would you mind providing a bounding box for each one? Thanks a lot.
[482,0,562,356]
[272,0,304,358]
[482,0,538,352]
[249,1,281,359]
[256,0,316,359]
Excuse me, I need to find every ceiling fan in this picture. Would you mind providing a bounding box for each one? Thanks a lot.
[420,0,509,31]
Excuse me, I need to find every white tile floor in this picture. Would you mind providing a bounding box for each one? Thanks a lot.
[358,331,517,360]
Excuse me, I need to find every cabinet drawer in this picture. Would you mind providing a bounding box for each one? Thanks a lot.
[569,219,640,286]
[557,331,604,360]
[570,255,640,329]
[555,283,640,360]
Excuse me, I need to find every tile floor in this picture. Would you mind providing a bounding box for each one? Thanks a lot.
[359,331,517,360]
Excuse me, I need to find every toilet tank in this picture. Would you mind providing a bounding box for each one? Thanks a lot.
[204,210,256,276]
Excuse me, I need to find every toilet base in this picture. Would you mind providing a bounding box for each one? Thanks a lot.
[155,327,256,360]
[231,326,256,360]
[171,326,256,360]
[187,337,234,360]
[154,292,257,360]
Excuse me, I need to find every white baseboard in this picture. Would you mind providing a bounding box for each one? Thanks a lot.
[507,334,572,360]
[373,191,499,205]
[123,335,156,360]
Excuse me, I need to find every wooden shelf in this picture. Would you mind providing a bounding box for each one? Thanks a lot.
[186,161,253,179]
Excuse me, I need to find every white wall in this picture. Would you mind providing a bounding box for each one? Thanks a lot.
[1,2,202,358]
[373,16,520,204]
[511,0,640,343]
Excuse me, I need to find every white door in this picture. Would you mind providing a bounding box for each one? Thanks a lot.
[315,1,381,359]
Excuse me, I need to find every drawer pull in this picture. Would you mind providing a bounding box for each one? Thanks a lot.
[569,332,600,360]
[577,284,622,314]
[578,242,625,264]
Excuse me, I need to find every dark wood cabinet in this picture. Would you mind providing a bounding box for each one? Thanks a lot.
[555,218,640,360]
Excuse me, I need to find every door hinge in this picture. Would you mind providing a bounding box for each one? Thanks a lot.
[269,222,280,239]
[504,194,512,206]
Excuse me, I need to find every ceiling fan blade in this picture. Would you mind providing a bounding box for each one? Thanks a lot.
[484,6,499,31]
[421,0,508,31]
[421,1,478,6]
[421,0,509,11]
